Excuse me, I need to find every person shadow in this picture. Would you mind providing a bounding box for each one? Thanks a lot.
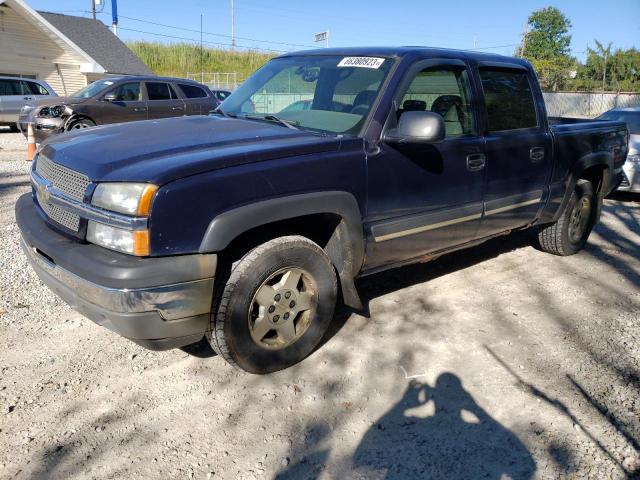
[352,373,536,479]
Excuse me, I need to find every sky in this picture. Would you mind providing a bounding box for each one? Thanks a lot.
[27,0,640,62]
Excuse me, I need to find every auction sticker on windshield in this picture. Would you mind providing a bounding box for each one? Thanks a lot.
[337,57,385,69]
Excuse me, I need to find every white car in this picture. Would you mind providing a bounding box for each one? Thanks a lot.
[598,107,640,193]
[0,76,57,132]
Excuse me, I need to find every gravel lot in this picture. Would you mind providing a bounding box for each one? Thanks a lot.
[1,127,639,479]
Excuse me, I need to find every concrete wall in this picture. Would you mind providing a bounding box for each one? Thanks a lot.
[543,92,640,118]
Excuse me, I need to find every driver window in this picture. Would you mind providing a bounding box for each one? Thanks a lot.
[110,82,142,102]
[399,68,474,137]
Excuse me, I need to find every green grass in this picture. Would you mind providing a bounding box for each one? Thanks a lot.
[126,41,274,80]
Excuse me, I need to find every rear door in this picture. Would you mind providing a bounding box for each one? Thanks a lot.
[177,83,211,115]
[146,81,185,119]
[97,81,147,124]
[475,64,553,237]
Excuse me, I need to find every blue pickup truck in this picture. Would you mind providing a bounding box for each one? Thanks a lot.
[16,47,628,373]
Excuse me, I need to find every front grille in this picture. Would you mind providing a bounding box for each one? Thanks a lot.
[35,155,90,232]
[40,201,81,231]
[35,155,90,201]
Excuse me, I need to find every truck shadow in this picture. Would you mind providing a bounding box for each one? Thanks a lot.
[275,373,536,479]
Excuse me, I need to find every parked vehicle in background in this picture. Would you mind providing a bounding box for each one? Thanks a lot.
[19,76,216,143]
[0,76,57,132]
[16,47,628,374]
[211,89,232,103]
[598,107,640,192]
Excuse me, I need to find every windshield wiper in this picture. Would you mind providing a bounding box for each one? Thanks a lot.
[211,107,236,118]
[243,114,299,130]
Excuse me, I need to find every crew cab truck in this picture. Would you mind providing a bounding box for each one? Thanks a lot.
[16,47,628,374]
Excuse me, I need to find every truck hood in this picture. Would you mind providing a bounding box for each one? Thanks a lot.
[38,116,342,184]
[27,96,88,109]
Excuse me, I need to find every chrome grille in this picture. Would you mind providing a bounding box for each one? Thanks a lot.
[34,155,89,232]
[40,201,81,231]
[35,155,90,201]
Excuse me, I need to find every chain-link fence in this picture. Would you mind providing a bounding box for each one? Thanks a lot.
[185,72,243,90]
[543,92,640,118]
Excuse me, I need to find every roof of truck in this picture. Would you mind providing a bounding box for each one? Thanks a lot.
[279,46,531,66]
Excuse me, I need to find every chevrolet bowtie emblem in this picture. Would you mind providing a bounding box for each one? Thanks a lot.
[36,180,53,205]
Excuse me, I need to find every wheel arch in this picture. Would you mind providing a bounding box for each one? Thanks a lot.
[64,114,97,130]
[199,191,365,309]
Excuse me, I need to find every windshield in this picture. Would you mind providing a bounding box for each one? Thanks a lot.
[71,79,118,99]
[220,55,392,135]
[598,111,640,134]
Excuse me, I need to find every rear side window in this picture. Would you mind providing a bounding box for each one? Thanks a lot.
[146,82,177,100]
[479,69,537,131]
[178,83,208,98]
[24,81,50,95]
[0,79,22,95]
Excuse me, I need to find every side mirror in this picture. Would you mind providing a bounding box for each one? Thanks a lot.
[384,111,445,144]
[103,93,117,102]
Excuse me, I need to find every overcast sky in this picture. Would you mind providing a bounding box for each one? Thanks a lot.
[27,0,640,61]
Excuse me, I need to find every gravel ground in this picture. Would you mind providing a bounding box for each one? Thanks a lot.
[0,127,639,479]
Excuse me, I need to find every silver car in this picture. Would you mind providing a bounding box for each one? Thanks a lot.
[598,107,640,193]
[0,77,57,132]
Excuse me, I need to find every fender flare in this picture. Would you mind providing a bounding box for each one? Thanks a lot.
[199,191,365,309]
[542,152,612,224]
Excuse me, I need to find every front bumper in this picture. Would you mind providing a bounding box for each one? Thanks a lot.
[16,194,217,350]
[19,117,63,143]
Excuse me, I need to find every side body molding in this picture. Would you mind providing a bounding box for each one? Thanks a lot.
[199,191,365,309]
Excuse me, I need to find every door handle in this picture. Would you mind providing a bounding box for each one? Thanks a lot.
[24,97,33,100]
[172,106,184,111]
[134,107,147,112]
[530,147,545,163]
[466,153,486,172]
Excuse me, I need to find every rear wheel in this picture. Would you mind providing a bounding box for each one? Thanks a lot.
[208,236,338,374]
[67,118,96,131]
[538,179,596,256]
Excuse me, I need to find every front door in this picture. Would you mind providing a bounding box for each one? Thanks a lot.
[475,66,553,237]
[364,60,486,271]
[145,82,185,119]
[97,81,147,124]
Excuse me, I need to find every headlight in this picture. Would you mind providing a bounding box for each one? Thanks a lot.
[87,222,150,256]
[37,105,66,118]
[627,154,640,163]
[91,183,158,216]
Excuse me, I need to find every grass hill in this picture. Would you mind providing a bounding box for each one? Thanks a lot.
[126,41,274,80]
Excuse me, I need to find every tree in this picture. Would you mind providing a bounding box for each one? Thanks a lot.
[521,6,572,60]
[576,41,640,92]
[520,7,575,91]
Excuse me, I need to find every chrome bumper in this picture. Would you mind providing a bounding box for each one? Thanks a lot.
[21,237,214,321]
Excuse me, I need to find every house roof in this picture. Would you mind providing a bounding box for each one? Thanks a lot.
[37,11,154,76]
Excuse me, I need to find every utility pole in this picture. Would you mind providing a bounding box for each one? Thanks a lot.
[519,22,529,57]
[230,0,236,49]
[91,0,96,20]
[200,14,204,83]
[602,51,608,91]
[473,34,477,50]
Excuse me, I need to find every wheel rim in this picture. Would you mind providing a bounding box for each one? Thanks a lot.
[248,267,317,350]
[71,121,92,130]
[568,196,591,244]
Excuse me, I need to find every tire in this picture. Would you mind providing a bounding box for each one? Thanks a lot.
[67,118,96,131]
[208,236,338,374]
[538,179,596,256]
[9,124,19,133]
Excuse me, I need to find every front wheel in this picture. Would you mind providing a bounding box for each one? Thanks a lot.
[67,118,96,131]
[538,179,596,256]
[208,236,338,374]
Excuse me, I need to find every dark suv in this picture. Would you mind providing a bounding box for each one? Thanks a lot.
[19,76,216,143]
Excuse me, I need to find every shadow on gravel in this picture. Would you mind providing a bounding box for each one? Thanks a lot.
[276,373,536,480]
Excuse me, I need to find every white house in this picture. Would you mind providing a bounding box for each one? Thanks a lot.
[0,0,153,95]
